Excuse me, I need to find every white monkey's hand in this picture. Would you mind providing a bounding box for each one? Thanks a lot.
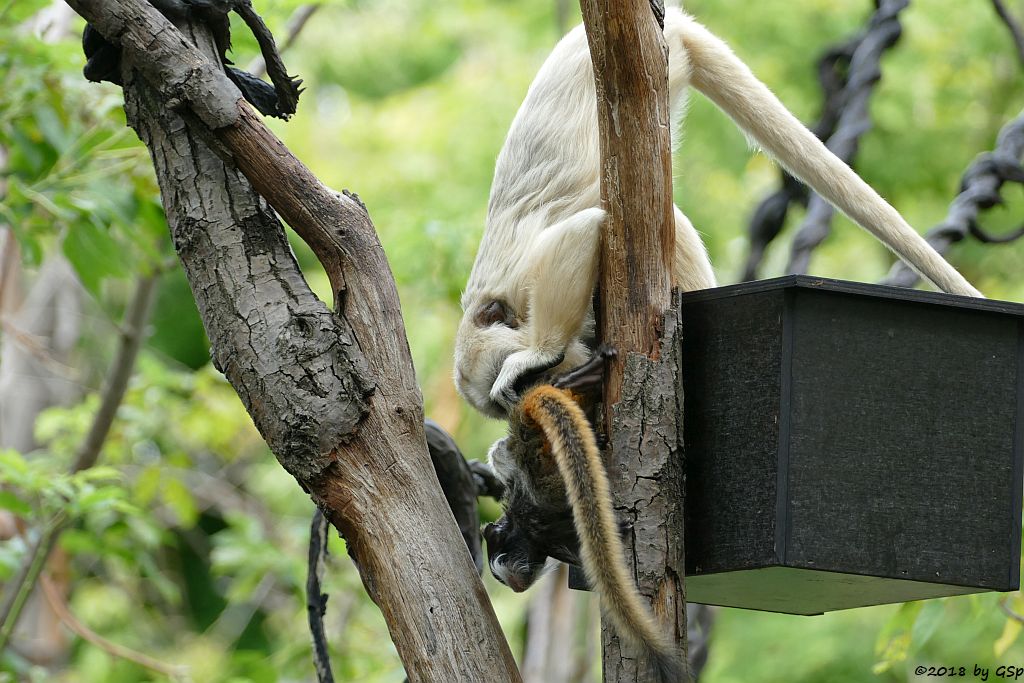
[490,348,565,412]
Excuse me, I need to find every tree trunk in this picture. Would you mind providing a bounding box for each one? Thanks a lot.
[63,0,521,679]
[578,0,689,680]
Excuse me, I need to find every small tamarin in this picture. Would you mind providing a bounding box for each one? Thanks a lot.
[483,348,683,683]
[455,7,982,419]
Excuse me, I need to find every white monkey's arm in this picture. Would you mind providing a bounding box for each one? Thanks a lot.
[489,208,605,409]
[673,206,717,291]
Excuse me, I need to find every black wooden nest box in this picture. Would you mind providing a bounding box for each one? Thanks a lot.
[679,276,1024,615]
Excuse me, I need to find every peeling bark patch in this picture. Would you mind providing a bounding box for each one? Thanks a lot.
[125,73,372,482]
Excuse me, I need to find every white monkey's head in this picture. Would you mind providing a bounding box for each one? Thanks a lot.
[454,292,592,418]
[454,296,527,418]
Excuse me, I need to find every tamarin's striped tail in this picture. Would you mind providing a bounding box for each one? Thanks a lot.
[522,385,685,683]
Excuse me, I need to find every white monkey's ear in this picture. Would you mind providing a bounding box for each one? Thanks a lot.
[474,300,518,328]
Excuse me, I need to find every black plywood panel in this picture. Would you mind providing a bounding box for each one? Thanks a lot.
[673,276,1024,614]
[784,290,1019,589]
[682,290,783,574]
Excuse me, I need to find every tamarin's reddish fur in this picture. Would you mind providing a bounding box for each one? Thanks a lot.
[523,386,683,682]
[484,349,683,682]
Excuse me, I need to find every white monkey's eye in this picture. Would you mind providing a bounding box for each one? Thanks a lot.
[475,300,518,328]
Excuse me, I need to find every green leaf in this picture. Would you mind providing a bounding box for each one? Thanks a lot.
[996,617,1023,657]
[910,599,945,650]
[76,486,126,513]
[874,601,924,672]
[75,466,122,484]
[0,449,30,478]
[62,217,130,294]
[33,103,71,154]
[59,528,101,555]
[162,477,198,528]
[0,491,32,517]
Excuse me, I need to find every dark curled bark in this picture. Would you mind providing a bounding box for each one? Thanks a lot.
[232,0,303,115]
[741,33,861,281]
[649,0,664,29]
[247,4,320,78]
[307,508,334,683]
[787,0,909,275]
[881,111,1024,287]
[82,0,301,118]
[425,419,483,574]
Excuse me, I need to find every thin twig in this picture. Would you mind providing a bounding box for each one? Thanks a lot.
[0,513,64,651]
[0,318,80,377]
[1000,595,1024,623]
[307,508,334,683]
[787,0,909,275]
[881,110,1024,287]
[39,574,190,680]
[71,273,157,472]
[0,273,158,647]
[992,0,1024,66]
[246,4,320,78]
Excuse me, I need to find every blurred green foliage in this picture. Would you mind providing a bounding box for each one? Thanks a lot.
[1,0,1023,680]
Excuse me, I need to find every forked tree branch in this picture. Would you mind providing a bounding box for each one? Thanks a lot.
[62,0,520,679]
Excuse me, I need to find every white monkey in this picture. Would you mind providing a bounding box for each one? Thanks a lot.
[455,7,982,418]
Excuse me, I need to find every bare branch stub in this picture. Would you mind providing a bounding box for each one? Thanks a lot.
[578,0,687,680]
[882,111,1024,288]
[63,0,522,678]
[787,0,909,275]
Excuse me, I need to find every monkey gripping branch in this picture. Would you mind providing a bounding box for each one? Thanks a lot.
[63,0,521,679]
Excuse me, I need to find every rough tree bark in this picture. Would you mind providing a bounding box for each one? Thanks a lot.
[62,0,521,680]
[578,1,689,681]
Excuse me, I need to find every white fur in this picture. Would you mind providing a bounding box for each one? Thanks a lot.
[455,9,982,417]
